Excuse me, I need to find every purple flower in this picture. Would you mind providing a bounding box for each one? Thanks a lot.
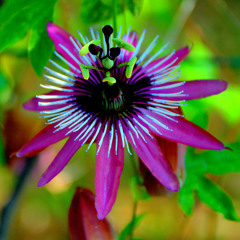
[17,23,228,219]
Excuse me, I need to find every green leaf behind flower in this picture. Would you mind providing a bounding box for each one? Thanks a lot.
[80,0,124,24]
[0,0,57,75]
[125,0,143,16]
[196,176,240,221]
[179,144,240,221]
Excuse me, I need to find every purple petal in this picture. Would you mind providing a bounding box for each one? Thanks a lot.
[23,90,72,112]
[146,46,190,73]
[153,80,228,101]
[38,133,83,187]
[122,123,179,191]
[16,124,69,157]
[95,123,124,220]
[140,109,225,150]
[47,22,81,74]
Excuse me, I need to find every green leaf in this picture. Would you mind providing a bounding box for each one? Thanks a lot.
[186,144,240,175]
[80,0,123,24]
[179,143,240,221]
[0,71,12,106]
[178,176,196,216]
[126,0,143,16]
[0,0,57,52]
[196,176,240,221]
[130,176,151,201]
[28,23,54,76]
[119,214,146,240]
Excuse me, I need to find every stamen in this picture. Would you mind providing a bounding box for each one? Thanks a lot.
[97,121,109,155]
[133,118,153,139]
[118,120,125,148]
[124,134,132,155]
[86,122,102,152]
[49,60,77,77]
[136,35,159,65]
[78,118,97,141]
[131,30,146,59]
[115,129,118,155]
[108,124,114,157]
[59,44,81,65]
[77,31,87,45]
[40,84,74,92]
[44,75,75,87]
[90,27,96,40]
[142,42,170,68]
[151,81,185,90]
[54,51,81,74]
[147,50,176,74]
[138,115,163,134]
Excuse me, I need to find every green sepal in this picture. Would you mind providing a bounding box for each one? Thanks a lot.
[112,38,135,52]
[79,39,101,55]
[126,57,137,78]
[80,64,89,80]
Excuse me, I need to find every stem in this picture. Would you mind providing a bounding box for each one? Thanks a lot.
[0,157,37,240]
[163,0,197,44]
[127,146,140,240]
[121,0,127,33]
[129,145,141,184]
[113,0,117,37]
[128,201,138,240]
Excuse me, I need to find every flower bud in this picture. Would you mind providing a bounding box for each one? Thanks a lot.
[68,187,115,240]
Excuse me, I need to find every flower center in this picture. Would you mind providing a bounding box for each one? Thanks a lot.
[101,84,125,111]
[79,25,137,85]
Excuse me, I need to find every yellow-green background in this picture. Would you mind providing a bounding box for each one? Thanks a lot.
[0,0,240,239]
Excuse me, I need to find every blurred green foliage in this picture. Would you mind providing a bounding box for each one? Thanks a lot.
[0,0,240,239]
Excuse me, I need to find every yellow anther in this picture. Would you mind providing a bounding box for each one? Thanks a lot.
[112,38,135,52]
[79,39,101,56]
[126,57,137,78]
[102,77,116,85]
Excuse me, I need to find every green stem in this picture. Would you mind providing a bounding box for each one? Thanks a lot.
[113,0,117,37]
[129,145,141,184]
[128,201,138,240]
[0,157,37,240]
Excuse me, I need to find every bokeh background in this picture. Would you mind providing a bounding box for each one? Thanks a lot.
[0,0,240,239]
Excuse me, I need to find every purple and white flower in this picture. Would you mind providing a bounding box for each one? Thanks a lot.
[17,23,228,219]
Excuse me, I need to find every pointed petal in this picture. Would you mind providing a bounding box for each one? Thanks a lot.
[122,123,179,191]
[47,22,81,72]
[139,137,187,196]
[146,46,190,73]
[153,80,228,101]
[68,187,114,240]
[16,124,69,157]
[23,90,72,112]
[140,109,225,150]
[139,160,168,196]
[38,133,82,187]
[95,124,124,220]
